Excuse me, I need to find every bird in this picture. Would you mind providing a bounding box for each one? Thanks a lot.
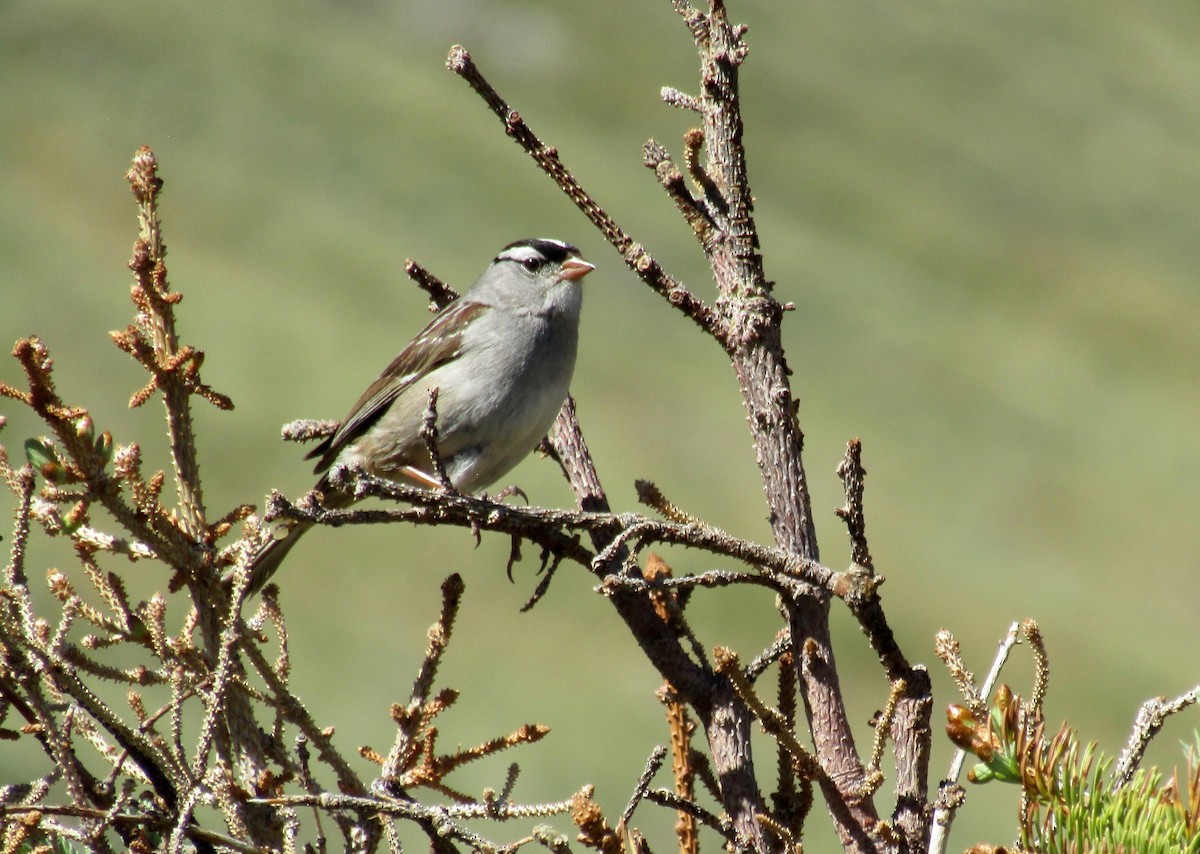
[241,238,595,593]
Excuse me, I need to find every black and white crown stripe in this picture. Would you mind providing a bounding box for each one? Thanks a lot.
[495,238,581,269]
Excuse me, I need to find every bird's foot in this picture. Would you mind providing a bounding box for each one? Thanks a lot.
[491,484,529,504]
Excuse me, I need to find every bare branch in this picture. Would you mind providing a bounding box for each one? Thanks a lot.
[835,439,873,572]
[1112,685,1200,790]
[1023,619,1049,716]
[124,146,214,540]
[405,258,459,309]
[280,419,338,444]
[619,745,668,831]
[658,684,700,854]
[642,788,736,845]
[272,466,844,598]
[661,86,701,112]
[713,647,822,785]
[419,388,454,491]
[445,45,720,338]
[642,140,718,250]
[929,623,1022,854]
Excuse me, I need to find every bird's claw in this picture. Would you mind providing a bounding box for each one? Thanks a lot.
[492,484,528,504]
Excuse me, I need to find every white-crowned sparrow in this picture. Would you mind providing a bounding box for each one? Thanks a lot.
[243,238,594,592]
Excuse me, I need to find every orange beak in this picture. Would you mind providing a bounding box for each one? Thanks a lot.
[559,257,596,282]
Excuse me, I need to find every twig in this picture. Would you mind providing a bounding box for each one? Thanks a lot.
[864,680,906,796]
[239,636,366,798]
[1112,684,1200,789]
[657,684,699,854]
[124,146,212,540]
[635,479,701,526]
[529,825,574,853]
[420,388,454,491]
[712,648,822,783]
[405,259,459,309]
[834,443,934,848]
[598,569,773,597]
[171,568,254,853]
[7,340,194,568]
[662,86,701,112]
[381,574,465,783]
[835,438,873,572]
[669,3,889,843]
[681,128,724,214]
[412,574,464,708]
[0,805,264,854]
[275,467,843,596]
[770,647,808,841]
[888,664,933,854]
[929,622,1022,854]
[642,141,718,249]
[744,630,791,684]
[4,464,36,592]
[1023,619,1049,716]
[641,788,736,845]
[445,45,720,338]
[191,571,252,779]
[452,792,576,821]
[249,792,569,850]
[34,637,186,813]
[619,746,668,832]
[280,419,338,444]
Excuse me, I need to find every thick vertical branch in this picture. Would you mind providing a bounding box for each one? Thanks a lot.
[445,3,922,847]
[890,670,933,853]
[549,400,771,850]
[683,2,817,557]
[679,1,880,848]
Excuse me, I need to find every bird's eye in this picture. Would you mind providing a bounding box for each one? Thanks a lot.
[522,257,544,272]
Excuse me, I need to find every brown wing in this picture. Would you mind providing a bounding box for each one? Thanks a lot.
[306,300,488,473]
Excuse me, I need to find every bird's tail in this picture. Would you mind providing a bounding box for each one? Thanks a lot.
[233,483,352,595]
[239,519,315,595]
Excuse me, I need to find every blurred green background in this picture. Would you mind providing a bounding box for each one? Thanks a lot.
[3,0,1199,849]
